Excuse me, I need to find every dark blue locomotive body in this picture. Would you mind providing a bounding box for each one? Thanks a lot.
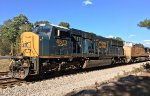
[38,25,124,58]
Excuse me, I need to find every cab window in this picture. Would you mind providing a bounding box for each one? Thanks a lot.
[34,24,51,33]
[55,29,70,38]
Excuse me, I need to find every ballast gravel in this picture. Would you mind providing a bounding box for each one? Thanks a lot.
[0,62,148,96]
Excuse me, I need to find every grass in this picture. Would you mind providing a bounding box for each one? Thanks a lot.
[0,59,10,72]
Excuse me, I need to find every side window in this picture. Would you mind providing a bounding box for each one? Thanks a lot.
[33,25,51,33]
[54,29,70,38]
[54,28,58,36]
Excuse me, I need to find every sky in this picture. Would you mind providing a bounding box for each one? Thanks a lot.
[0,0,150,47]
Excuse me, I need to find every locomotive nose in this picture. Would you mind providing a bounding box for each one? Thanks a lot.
[21,32,40,57]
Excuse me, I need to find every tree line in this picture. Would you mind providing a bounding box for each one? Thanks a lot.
[0,14,149,56]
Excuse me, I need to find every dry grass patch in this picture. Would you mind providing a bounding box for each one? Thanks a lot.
[0,59,10,72]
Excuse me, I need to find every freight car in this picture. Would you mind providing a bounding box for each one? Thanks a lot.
[124,42,150,63]
[9,24,149,79]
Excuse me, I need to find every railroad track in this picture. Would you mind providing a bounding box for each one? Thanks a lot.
[0,77,26,89]
[0,72,8,76]
[0,71,28,89]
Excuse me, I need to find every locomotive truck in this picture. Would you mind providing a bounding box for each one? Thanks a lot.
[9,24,150,79]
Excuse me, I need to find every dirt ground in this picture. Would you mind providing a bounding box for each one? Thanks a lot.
[0,59,10,72]
[66,72,150,96]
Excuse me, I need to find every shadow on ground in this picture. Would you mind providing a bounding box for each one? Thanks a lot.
[66,74,150,96]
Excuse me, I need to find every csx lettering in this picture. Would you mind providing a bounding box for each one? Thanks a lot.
[97,41,107,48]
[56,39,67,46]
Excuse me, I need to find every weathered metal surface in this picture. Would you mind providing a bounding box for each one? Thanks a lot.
[83,59,112,68]
[124,46,145,57]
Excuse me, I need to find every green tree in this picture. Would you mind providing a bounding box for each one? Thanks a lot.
[138,19,150,29]
[135,43,144,47]
[0,14,32,55]
[0,14,32,42]
[58,22,70,28]
[34,21,50,26]
[113,37,123,41]
[0,38,11,55]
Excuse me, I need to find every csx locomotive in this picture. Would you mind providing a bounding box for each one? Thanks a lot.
[9,24,150,79]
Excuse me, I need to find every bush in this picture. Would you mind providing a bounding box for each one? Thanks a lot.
[143,62,150,72]
[0,38,11,56]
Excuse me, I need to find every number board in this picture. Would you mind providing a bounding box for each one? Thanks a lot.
[97,41,107,48]
[56,39,68,46]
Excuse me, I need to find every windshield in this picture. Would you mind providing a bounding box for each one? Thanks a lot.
[33,24,51,33]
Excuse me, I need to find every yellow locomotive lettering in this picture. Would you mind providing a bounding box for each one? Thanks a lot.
[97,41,107,48]
[56,39,67,46]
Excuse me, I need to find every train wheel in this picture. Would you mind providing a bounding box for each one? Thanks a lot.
[18,67,29,79]
[9,60,30,79]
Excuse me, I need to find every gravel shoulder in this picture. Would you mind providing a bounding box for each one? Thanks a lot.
[0,61,149,96]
